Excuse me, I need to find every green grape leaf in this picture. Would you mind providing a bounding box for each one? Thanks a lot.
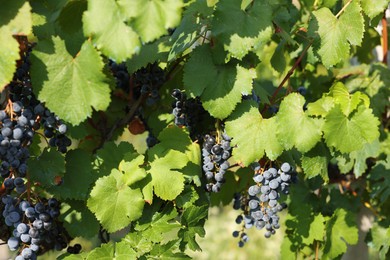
[149,240,190,259]
[28,148,65,187]
[280,236,297,259]
[148,148,188,200]
[306,96,334,117]
[86,243,114,260]
[0,0,32,33]
[329,82,370,116]
[157,127,202,185]
[130,0,183,43]
[212,0,271,37]
[276,93,323,153]
[201,62,256,119]
[286,209,326,248]
[181,205,208,227]
[157,126,193,153]
[60,200,100,239]
[0,28,20,89]
[211,0,273,60]
[56,0,87,34]
[350,139,380,177]
[183,45,256,119]
[225,101,283,166]
[260,116,284,160]
[83,0,140,62]
[114,241,138,260]
[87,169,145,233]
[136,203,181,243]
[94,142,136,178]
[48,149,94,200]
[59,252,88,260]
[119,153,147,186]
[167,0,212,61]
[323,208,358,259]
[225,29,273,61]
[175,186,200,209]
[183,45,217,97]
[310,2,364,67]
[361,0,390,19]
[0,0,32,89]
[123,232,154,256]
[369,159,390,203]
[30,38,111,125]
[369,223,390,260]
[126,37,170,74]
[323,105,380,153]
[302,213,326,245]
[86,241,137,260]
[301,143,330,181]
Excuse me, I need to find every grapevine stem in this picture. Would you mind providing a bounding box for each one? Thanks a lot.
[335,0,353,19]
[315,240,319,260]
[35,132,50,147]
[95,94,146,153]
[166,53,189,81]
[313,0,319,8]
[261,40,312,114]
[382,12,388,65]
[215,119,222,144]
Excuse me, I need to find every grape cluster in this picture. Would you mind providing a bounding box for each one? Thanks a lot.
[202,133,232,193]
[109,61,165,105]
[0,45,71,184]
[171,89,187,126]
[232,162,295,246]
[171,89,210,140]
[297,86,307,96]
[2,195,74,258]
[0,40,74,259]
[134,63,165,106]
[109,61,130,91]
[3,177,27,195]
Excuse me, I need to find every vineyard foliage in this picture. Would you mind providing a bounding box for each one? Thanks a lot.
[0,0,389,259]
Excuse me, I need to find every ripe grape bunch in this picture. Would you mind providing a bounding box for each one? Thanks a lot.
[2,195,77,259]
[109,61,165,107]
[171,89,209,139]
[134,63,165,106]
[0,40,74,259]
[232,162,296,247]
[202,133,232,193]
[171,89,187,127]
[0,42,71,187]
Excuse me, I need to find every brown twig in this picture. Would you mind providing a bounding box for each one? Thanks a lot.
[382,12,388,64]
[261,41,313,114]
[93,94,146,153]
[165,53,189,81]
[315,240,319,260]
